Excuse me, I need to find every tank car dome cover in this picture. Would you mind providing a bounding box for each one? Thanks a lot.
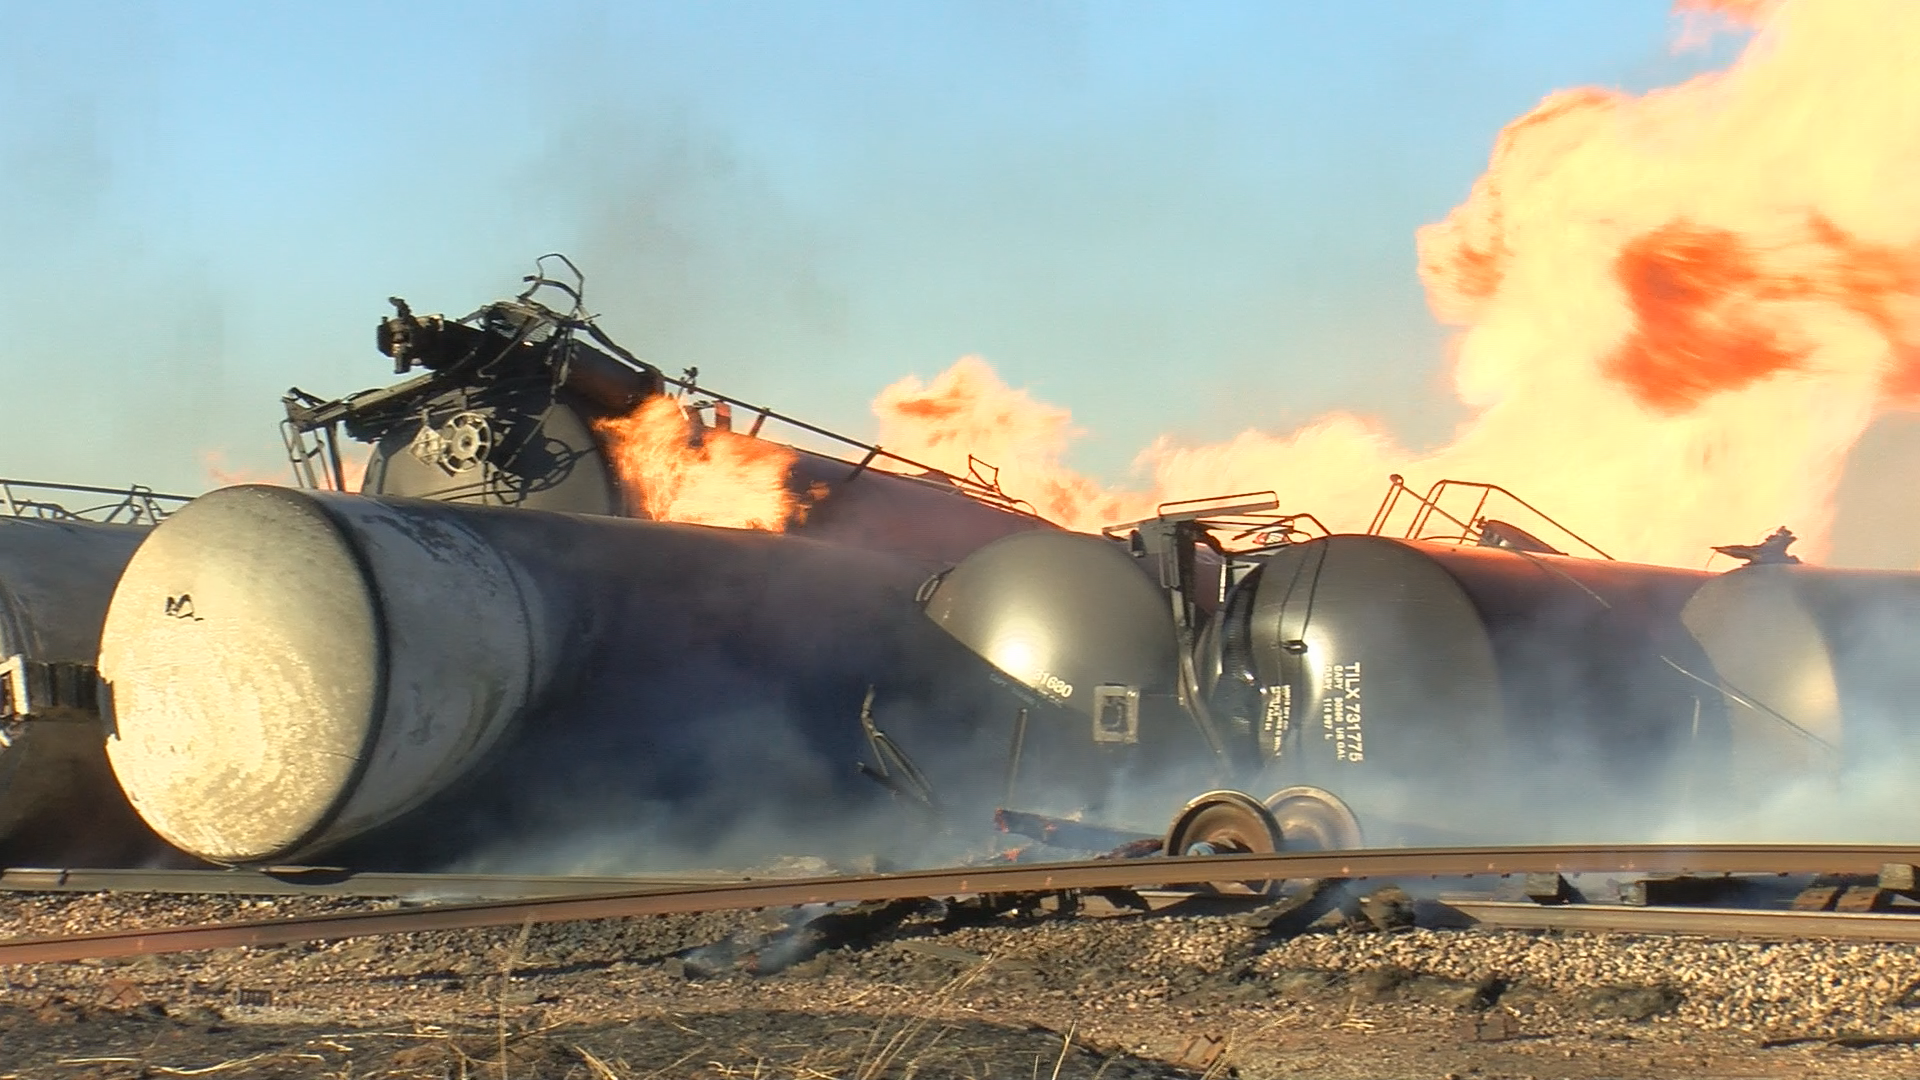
[99,486,541,865]
[921,530,1178,718]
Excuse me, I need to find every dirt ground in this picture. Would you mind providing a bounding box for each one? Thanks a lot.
[5,889,1920,1079]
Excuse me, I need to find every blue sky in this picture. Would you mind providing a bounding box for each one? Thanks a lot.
[0,1,1741,493]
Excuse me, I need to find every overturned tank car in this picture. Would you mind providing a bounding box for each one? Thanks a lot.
[920,478,1759,848]
[1191,533,1726,844]
[921,528,1198,816]
[0,480,192,866]
[283,256,1052,565]
[100,486,1031,871]
[918,495,1291,830]
[1680,530,1920,791]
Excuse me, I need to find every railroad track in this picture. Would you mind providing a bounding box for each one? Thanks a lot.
[0,866,750,900]
[6,843,1920,964]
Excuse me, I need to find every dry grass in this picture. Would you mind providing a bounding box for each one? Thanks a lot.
[497,916,534,1079]
[1045,1023,1076,1080]
[1198,1032,1237,1080]
[32,1005,1142,1080]
[575,1044,625,1080]
[22,938,1151,1080]
[55,1051,329,1075]
[528,955,1122,1080]
[853,953,1001,1079]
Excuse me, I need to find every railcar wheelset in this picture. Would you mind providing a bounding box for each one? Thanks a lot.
[1162,785,1364,895]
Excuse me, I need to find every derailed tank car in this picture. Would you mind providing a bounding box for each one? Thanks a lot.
[100,486,1028,871]
[1680,536,1920,792]
[917,496,1280,826]
[284,256,1052,565]
[0,481,191,866]
[919,480,1739,847]
[1191,535,1727,843]
[922,529,1205,815]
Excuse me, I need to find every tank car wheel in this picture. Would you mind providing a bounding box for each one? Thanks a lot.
[1163,789,1287,895]
[1263,785,1364,851]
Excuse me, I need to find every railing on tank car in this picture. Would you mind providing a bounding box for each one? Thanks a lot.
[666,372,1040,518]
[281,368,1043,523]
[0,479,190,525]
[283,373,1043,519]
[1367,474,1612,560]
[1103,493,1332,552]
[279,252,1049,522]
[1102,491,1333,602]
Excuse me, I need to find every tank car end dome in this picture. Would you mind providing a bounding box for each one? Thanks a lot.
[99,485,545,865]
[921,529,1177,738]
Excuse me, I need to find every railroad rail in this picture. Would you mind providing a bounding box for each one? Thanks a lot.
[0,866,750,900]
[9,844,1920,964]
[1441,899,1920,942]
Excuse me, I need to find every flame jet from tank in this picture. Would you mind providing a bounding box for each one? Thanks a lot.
[282,255,1054,566]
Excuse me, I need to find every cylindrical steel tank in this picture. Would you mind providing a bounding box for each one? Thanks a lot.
[1680,564,1920,784]
[100,486,1018,870]
[358,388,1052,565]
[782,452,1055,566]
[919,530,1225,817]
[358,386,622,516]
[1194,535,1724,843]
[0,518,179,866]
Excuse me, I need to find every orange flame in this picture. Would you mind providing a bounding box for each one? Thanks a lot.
[594,395,800,531]
[200,449,368,493]
[1677,0,1779,21]
[875,0,1920,567]
[871,357,1152,530]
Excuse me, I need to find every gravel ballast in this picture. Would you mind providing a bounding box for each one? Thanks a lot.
[5,887,1920,1078]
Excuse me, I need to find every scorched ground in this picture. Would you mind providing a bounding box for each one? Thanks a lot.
[7,890,1920,1079]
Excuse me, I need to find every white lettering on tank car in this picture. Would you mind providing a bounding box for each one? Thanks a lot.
[1320,661,1364,763]
[1036,672,1074,699]
[1260,683,1291,758]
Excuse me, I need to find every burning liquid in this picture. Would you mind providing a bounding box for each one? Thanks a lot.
[594,395,802,531]
[877,0,1920,568]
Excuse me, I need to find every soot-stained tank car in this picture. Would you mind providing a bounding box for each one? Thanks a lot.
[289,257,1053,566]
[1190,534,1726,844]
[1681,556,1920,789]
[355,383,1054,566]
[920,528,1224,819]
[0,509,185,866]
[99,486,1022,871]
